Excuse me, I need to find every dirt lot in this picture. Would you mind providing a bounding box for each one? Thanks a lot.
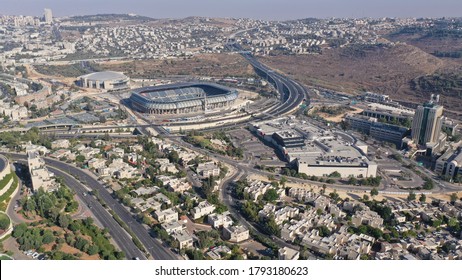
[310,105,363,123]
[98,53,256,79]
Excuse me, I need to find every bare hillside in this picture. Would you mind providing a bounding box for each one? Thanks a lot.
[261,43,452,101]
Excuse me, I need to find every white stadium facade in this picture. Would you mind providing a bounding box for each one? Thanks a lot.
[78,71,130,91]
[129,82,238,115]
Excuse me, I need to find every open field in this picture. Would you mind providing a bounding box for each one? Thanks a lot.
[98,53,256,79]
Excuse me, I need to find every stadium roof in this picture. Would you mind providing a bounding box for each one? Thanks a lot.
[130,82,238,110]
[79,71,128,81]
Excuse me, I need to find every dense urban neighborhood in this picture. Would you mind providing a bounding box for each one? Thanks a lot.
[0,8,461,261]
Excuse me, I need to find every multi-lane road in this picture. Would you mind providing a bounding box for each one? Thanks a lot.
[4,153,178,260]
[230,43,310,117]
[4,47,312,260]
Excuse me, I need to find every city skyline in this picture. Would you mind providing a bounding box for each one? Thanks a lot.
[1,0,462,20]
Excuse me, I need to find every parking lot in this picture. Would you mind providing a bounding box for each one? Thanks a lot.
[228,128,286,167]
[239,239,272,258]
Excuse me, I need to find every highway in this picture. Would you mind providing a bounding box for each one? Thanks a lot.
[231,44,310,118]
[5,153,178,260]
[43,157,179,260]
[32,43,310,136]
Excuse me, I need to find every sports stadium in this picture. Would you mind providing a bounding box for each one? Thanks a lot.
[78,71,130,91]
[129,83,238,115]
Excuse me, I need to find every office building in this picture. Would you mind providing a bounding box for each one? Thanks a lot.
[44,8,53,24]
[411,95,444,147]
[250,117,378,178]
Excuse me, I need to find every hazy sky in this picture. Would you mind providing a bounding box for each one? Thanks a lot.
[2,0,461,20]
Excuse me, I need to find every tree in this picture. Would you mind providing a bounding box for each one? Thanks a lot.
[75,155,86,163]
[329,190,340,202]
[263,189,279,202]
[262,216,280,236]
[279,176,287,188]
[448,218,459,229]
[87,245,100,255]
[58,214,72,228]
[168,151,180,164]
[186,249,205,260]
[75,237,89,252]
[450,193,458,203]
[348,176,358,185]
[12,223,28,238]
[0,216,10,230]
[25,198,37,212]
[422,178,434,190]
[419,194,427,203]
[370,188,379,198]
[340,120,350,131]
[407,191,416,202]
[42,230,55,244]
[321,184,327,195]
[329,171,341,178]
[317,226,331,237]
[362,194,369,201]
[69,221,81,232]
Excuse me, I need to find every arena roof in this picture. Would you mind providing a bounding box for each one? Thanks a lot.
[79,71,128,81]
[133,83,231,100]
[130,82,238,111]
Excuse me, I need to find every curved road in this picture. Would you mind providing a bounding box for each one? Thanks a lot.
[6,155,146,260]
[5,153,178,260]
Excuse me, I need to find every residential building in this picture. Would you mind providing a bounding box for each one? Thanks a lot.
[51,139,70,149]
[244,180,273,201]
[87,158,106,169]
[167,179,191,193]
[289,188,318,203]
[161,221,184,234]
[197,162,220,178]
[27,150,57,192]
[259,204,299,225]
[172,230,194,250]
[278,247,300,260]
[206,246,232,260]
[191,201,215,220]
[208,213,233,229]
[352,209,384,229]
[154,193,172,205]
[131,197,161,212]
[154,208,178,223]
[223,225,249,243]
[133,186,159,196]
[80,147,100,159]
[156,158,178,174]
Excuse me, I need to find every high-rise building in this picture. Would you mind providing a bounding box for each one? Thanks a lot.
[411,95,444,146]
[44,8,53,24]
